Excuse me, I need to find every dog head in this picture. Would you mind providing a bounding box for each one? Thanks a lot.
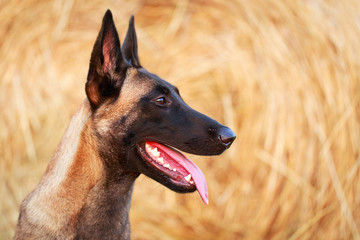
[85,10,236,204]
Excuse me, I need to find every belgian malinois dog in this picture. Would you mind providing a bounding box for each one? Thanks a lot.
[14,10,236,239]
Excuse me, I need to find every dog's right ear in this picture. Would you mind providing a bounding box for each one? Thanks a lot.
[86,10,127,109]
[122,15,141,68]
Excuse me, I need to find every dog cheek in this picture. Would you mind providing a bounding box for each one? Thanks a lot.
[95,119,112,136]
[122,132,135,146]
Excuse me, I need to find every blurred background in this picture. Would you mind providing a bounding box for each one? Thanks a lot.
[1,0,360,239]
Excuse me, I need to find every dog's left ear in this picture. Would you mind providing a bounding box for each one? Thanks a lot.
[86,10,128,109]
[122,15,141,68]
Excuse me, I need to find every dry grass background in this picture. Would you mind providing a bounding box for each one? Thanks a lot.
[1,0,360,239]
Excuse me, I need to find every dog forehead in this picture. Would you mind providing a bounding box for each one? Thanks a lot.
[121,68,173,99]
[120,68,153,98]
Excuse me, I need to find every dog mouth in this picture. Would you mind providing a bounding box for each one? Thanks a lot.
[137,141,209,205]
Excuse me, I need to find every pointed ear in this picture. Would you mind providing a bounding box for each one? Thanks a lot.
[86,10,127,109]
[122,15,141,68]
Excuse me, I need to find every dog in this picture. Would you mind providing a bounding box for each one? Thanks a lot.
[14,10,236,239]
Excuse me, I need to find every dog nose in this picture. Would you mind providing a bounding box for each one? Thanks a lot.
[218,127,236,148]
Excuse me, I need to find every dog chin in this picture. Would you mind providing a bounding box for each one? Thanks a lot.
[161,179,197,193]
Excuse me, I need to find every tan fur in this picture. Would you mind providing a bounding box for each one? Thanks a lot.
[15,100,104,238]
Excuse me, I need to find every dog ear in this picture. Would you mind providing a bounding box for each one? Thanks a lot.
[86,9,127,109]
[122,15,141,68]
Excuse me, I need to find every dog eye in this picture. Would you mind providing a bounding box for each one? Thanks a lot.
[154,97,166,105]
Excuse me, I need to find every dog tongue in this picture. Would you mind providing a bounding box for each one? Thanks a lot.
[147,142,209,205]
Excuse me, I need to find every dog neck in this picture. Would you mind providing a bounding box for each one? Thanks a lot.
[21,100,138,239]
[71,103,139,238]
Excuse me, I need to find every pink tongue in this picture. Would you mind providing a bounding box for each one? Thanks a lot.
[147,142,209,205]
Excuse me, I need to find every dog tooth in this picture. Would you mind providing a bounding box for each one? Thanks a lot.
[173,168,176,172]
[164,163,170,169]
[184,174,192,182]
[151,148,160,157]
[157,157,164,164]
[189,181,194,184]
